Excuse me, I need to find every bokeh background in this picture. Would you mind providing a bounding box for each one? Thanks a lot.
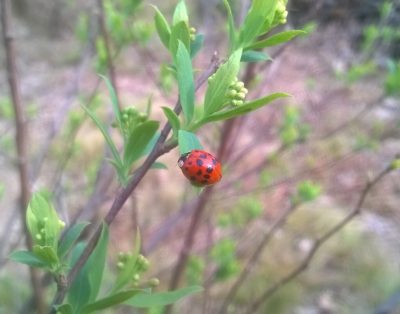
[1,0,400,313]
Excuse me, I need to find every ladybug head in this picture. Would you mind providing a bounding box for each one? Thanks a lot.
[177,152,190,168]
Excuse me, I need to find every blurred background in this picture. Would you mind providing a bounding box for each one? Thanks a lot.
[1,0,400,313]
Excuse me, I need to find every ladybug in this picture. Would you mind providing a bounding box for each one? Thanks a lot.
[178,150,222,187]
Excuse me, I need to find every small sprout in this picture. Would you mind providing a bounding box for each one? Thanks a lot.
[58,220,65,228]
[294,181,322,204]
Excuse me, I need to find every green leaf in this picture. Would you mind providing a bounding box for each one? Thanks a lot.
[172,0,189,25]
[151,162,168,169]
[54,303,73,314]
[190,34,204,59]
[203,49,242,115]
[199,93,289,125]
[162,107,180,138]
[58,222,90,259]
[152,5,171,49]
[99,75,120,125]
[123,120,159,167]
[239,0,278,48]
[178,130,203,154]
[33,245,59,266]
[176,41,195,123]
[223,0,236,51]
[68,224,109,311]
[9,250,47,268]
[169,21,191,58]
[82,289,141,314]
[247,30,306,50]
[81,104,123,171]
[241,50,271,63]
[125,286,203,308]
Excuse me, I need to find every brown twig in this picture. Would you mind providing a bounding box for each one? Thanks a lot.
[0,0,46,312]
[243,160,396,314]
[49,55,220,311]
[218,201,298,314]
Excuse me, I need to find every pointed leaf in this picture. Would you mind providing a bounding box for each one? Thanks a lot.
[58,222,90,259]
[172,0,189,25]
[152,5,171,49]
[200,93,289,124]
[123,121,159,167]
[241,50,271,63]
[247,30,306,50]
[81,104,123,169]
[203,49,242,115]
[239,0,278,48]
[223,0,236,51]
[169,21,190,58]
[99,75,121,125]
[68,224,109,311]
[178,130,203,154]
[82,289,141,314]
[190,34,204,59]
[176,41,195,123]
[9,250,48,268]
[162,107,180,138]
[125,286,203,308]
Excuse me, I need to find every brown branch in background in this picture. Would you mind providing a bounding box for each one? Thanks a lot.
[96,0,122,110]
[49,56,220,311]
[0,0,46,313]
[243,160,396,314]
[218,201,299,314]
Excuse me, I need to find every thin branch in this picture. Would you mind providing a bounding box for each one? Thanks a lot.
[243,160,396,314]
[218,201,298,314]
[49,55,220,311]
[0,0,46,312]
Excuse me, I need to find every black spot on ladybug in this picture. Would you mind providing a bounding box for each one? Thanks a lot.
[190,176,196,181]
[201,180,208,184]
[212,159,217,165]
[197,170,202,176]
[206,166,213,173]
[196,159,203,166]
[185,167,189,171]
[199,154,207,159]
[204,174,210,179]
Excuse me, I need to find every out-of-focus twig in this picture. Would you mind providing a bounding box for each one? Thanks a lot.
[96,0,122,110]
[218,201,298,314]
[243,159,397,314]
[0,0,46,312]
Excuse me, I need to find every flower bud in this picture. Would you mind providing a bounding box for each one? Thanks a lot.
[149,278,160,287]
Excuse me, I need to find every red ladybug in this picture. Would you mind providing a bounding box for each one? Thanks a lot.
[178,150,222,187]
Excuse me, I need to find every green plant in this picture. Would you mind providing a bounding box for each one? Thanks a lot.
[8,0,308,312]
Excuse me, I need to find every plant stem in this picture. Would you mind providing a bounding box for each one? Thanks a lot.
[0,0,46,313]
[243,161,395,314]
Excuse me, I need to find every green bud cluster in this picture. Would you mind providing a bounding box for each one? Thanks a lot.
[227,78,248,107]
[115,106,148,138]
[116,251,157,289]
[272,0,288,27]
[189,27,196,41]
